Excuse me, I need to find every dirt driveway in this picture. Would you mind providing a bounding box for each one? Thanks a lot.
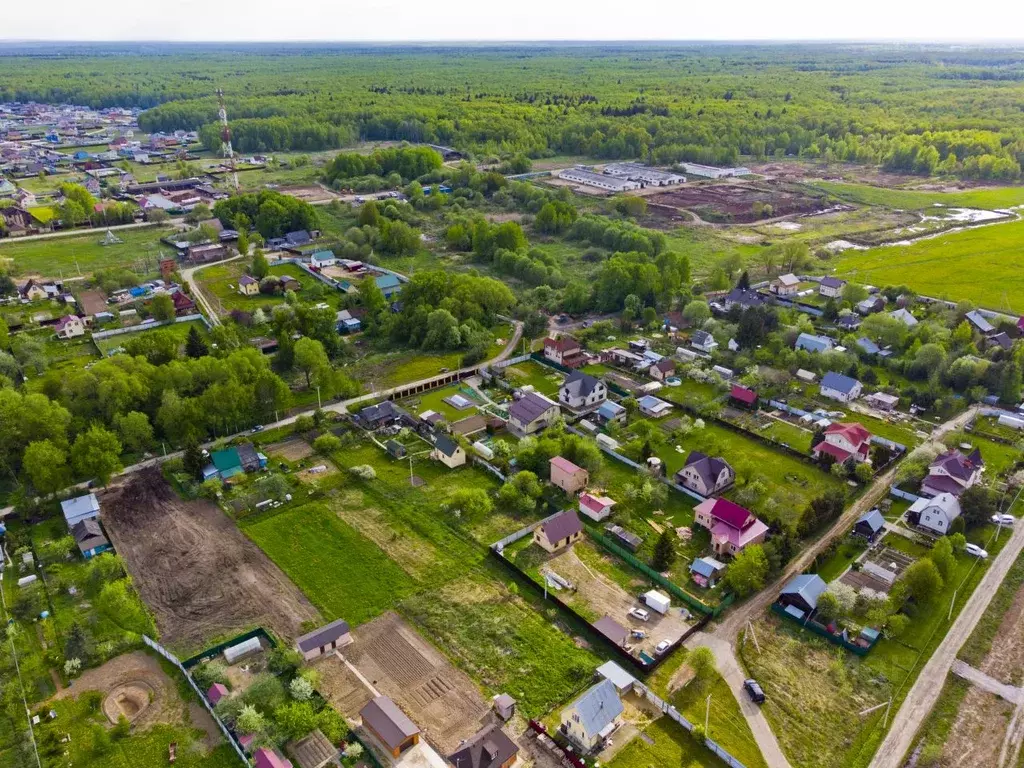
[102,469,319,652]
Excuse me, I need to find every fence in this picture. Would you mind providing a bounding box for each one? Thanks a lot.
[143,635,248,765]
[489,352,533,371]
[180,626,277,669]
[890,486,923,503]
[470,455,507,483]
[768,604,875,656]
[769,399,908,453]
[91,312,211,341]
[633,681,747,768]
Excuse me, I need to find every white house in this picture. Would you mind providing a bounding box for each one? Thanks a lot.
[637,395,672,418]
[559,371,607,412]
[910,493,962,535]
[578,492,616,522]
[54,315,86,339]
[812,422,872,465]
[770,273,800,296]
[690,330,718,354]
[818,276,847,298]
[310,250,337,268]
[819,372,862,403]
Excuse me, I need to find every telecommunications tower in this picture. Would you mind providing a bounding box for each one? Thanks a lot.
[216,88,239,191]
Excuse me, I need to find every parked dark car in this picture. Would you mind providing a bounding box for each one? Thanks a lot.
[744,679,766,704]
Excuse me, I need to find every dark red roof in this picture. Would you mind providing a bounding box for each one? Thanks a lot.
[824,422,871,446]
[544,336,580,353]
[707,498,755,530]
[730,385,757,405]
[813,440,853,463]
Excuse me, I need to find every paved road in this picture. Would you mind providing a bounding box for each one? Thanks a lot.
[869,520,1024,768]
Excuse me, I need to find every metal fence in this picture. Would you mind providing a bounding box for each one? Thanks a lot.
[769,604,875,656]
[143,635,248,765]
[92,312,211,341]
[890,486,923,503]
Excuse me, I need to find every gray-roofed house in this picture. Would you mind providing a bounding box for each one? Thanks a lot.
[596,660,637,693]
[71,519,112,559]
[286,729,338,768]
[889,308,918,327]
[795,332,834,354]
[820,371,863,403]
[720,288,766,310]
[691,329,718,354]
[853,509,886,541]
[295,618,353,660]
[856,337,882,356]
[966,310,995,334]
[778,574,828,616]
[559,371,607,412]
[560,679,624,752]
[857,296,886,316]
[386,439,407,459]
[818,276,847,298]
[448,724,519,768]
[355,400,409,430]
[360,696,419,758]
[910,492,962,535]
[675,452,735,497]
[533,509,583,553]
[431,433,467,469]
[837,313,862,331]
[988,332,1013,352]
[61,493,100,528]
[508,392,560,436]
[770,273,800,296]
[604,523,643,552]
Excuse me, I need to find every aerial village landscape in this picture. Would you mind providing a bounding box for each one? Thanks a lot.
[3,38,1024,768]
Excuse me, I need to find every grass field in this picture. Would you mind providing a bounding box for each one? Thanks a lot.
[674,668,769,768]
[93,318,208,356]
[742,517,1013,768]
[0,224,177,278]
[197,261,325,314]
[243,501,415,625]
[812,181,1024,211]
[608,717,725,768]
[835,217,1024,313]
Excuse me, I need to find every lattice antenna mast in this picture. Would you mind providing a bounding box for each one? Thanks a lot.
[216,88,238,191]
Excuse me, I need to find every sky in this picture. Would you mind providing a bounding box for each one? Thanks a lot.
[4,0,1024,42]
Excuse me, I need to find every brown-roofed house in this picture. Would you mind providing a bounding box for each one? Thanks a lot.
[286,729,338,768]
[360,696,420,758]
[533,509,583,553]
[447,724,519,768]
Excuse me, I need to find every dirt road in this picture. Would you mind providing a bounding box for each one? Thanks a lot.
[179,254,242,326]
[869,520,1024,768]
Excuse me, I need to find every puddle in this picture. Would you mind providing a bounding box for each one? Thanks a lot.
[824,240,866,252]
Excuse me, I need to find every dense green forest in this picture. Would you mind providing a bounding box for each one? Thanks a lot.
[2,43,1024,178]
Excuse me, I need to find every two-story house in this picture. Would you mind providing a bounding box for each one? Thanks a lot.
[674,452,735,497]
[508,392,560,437]
[921,449,983,497]
[560,679,624,752]
[543,336,585,367]
[692,497,768,557]
[812,422,872,465]
[559,371,607,412]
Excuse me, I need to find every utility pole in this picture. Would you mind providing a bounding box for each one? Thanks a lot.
[705,693,712,734]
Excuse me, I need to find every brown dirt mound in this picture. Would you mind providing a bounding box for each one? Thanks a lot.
[102,469,319,652]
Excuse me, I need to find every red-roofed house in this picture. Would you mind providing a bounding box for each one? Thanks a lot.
[54,315,86,339]
[921,449,983,497]
[729,385,758,409]
[207,683,229,705]
[693,497,768,557]
[812,422,872,465]
[254,747,293,768]
[543,336,585,367]
[650,358,676,381]
[579,491,616,522]
[171,290,195,315]
[550,456,589,494]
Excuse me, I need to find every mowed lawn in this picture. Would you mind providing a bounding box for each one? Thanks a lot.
[835,217,1024,313]
[244,502,415,625]
[0,224,178,277]
[93,318,208,356]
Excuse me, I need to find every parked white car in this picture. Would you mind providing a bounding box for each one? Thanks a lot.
[991,514,1016,527]
[964,543,989,559]
[655,639,672,655]
[628,608,650,622]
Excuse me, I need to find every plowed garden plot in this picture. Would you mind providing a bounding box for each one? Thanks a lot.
[647,183,829,224]
[338,611,490,754]
[102,469,319,652]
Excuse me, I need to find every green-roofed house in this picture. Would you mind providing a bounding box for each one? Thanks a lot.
[205,441,267,480]
[374,273,402,298]
[310,250,337,268]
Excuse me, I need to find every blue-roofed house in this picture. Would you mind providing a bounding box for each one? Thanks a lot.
[375,274,402,298]
[820,372,862,403]
[856,337,881,356]
[690,556,726,588]
[965,310,995,334]
[795,332,834,354]
[778,574,827,616]
[336,310,361,333]
[637,395,672,418]
[560,678,624,752]
[595,400,626,426]
[62,493,101,528]
[853,509,886,540]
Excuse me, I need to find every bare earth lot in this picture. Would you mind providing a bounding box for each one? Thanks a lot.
[265,437,315,462]
[320,611,489,754]
[102,470,319,651]
[647,182,829,223]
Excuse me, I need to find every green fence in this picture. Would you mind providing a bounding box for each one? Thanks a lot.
[770,603,873,656]
[181,627,277,669]
[585,526,720,617]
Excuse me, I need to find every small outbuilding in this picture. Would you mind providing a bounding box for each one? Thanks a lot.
[690,556,726,588]
[778,574,827,616]
[207,683,229,706]
[286,729,339,768]
[295,618,353,660]
[592,615,630,648]
[360,696,420,758]
[61,493,100,528]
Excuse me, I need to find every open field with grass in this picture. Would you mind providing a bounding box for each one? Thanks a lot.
[243,501,416,625]
[835,218,1024,313]
[608,717,726,768]
[811,181,1024,211]
[93,318,208,356]
[0,224,177,278]
[196,261,326,314]
[741,518,1013,768]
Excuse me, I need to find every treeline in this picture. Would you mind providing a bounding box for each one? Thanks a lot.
[322,147,443,185]
[213,190,319,238]
[198,118,356,153]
